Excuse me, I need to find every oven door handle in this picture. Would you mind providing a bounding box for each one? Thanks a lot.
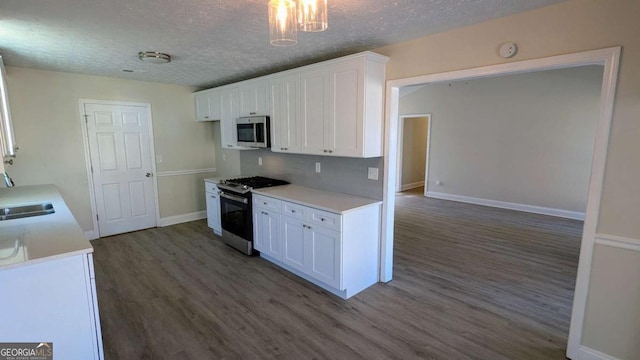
[219,191,249,204]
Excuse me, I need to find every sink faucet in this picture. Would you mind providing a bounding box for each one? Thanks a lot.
[2,171,14,187]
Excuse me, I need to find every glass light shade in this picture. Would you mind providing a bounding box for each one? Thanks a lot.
[297,0,327,32]
[268,0,297,46]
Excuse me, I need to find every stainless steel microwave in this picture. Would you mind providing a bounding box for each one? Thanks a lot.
[235,116,270,148]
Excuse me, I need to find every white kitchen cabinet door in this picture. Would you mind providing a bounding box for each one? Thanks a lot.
[239,78,270,117]
[208,88,223,121]
[300,68,329,155]
[253,208,282,261]
[205,184,221,235]
[306,224,341,289]
[270,73,300,153]
[195,91,211,121]
[281,216,307,273]
[327,59,364,157]
[195,89,222,121]
[220,87,239,149]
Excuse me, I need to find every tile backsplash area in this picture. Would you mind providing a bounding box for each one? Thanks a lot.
[240,149,384,200]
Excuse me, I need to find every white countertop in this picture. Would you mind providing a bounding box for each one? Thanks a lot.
[252,184,381,214]
[0,185,92,271]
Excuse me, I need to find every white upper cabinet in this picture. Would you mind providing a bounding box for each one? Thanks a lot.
[194,52,388,157]
[270,73,300,153]
[195,88,222,121]
[300,67,329,155]
[239,78,270,117]
[299,53,388,158]
[220,87,240,149]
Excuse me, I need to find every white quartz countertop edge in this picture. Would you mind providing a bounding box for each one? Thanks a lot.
[0,185,93,271]
[251,185,381,214]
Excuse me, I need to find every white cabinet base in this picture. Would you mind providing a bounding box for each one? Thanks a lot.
[260,253,351,299]
[0,254,103,359]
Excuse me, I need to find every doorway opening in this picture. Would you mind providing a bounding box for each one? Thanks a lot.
[396,114,431,194]
[381,47,621,359]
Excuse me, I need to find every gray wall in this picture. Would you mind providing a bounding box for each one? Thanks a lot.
[399,65,603,212]
[240,149,384,200]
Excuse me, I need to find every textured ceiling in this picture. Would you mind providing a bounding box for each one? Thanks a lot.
[0,0,567,88]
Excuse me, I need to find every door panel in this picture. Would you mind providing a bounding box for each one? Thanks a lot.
[85,102,157,237]
[281,216,306,272]
[307,226,341,289]
[329,61,362,157]
[123,133,143,169]
[300,70,327,154]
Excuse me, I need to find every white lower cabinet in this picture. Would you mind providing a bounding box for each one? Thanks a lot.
[305,224,341,289]
[0,253,104,359]
[253,192,380,299]
[281,216,307,272]
[253,206,282,261]
[205,181,221,235]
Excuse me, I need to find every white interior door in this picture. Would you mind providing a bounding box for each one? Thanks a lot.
[84,102,157,237]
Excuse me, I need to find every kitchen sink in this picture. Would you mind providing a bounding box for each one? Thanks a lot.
[0,203,55,221]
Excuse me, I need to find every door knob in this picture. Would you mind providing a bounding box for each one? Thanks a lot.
[146,172,153,178]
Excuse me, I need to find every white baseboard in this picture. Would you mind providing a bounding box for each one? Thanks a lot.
[159,211,207,227]
[401,181,425,191]
[572,345,621,360]
[425,191,585,220]
[84,230,99,241]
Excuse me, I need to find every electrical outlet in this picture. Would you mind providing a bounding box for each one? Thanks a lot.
[258,157,263,166]
[315,162,321,173]
[368,167,379,180]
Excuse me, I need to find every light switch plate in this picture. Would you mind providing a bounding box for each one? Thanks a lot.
[368,167,379,180]
[315,162,321,173]
[156,154,163,163]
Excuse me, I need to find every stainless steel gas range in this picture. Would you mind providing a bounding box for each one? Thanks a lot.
[217,176,288,255]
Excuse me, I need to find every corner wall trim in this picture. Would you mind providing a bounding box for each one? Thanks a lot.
[576,345,622,360]
[425,191,585,220]
[156,168,216,177]
[159,211,207,227]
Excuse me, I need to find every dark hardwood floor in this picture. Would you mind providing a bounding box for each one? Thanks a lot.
[92,188,582,359]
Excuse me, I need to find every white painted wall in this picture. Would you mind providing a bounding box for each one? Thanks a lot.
[399,66,602,213]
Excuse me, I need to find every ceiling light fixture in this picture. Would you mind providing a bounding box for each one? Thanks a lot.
[268,0,298,46]
[268,0,328,47]
[298,0,327,32]
[138,51,171,64]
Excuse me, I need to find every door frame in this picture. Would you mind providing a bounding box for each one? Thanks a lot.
[79,99,160,239]
[380,47,621,359]
[395,114,432,193]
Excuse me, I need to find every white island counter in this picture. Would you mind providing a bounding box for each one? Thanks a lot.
[0,184,104,360]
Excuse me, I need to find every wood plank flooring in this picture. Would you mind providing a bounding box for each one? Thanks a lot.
[92,188,582,359]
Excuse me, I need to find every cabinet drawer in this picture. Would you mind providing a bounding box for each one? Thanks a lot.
[253,194,282,212]
[205,182,219,193]
[308,208,341,232]
[282,201,306,220]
